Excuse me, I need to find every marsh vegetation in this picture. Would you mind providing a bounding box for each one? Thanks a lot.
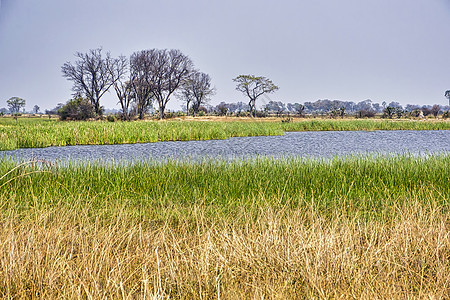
[0,117,449,150]
[0,155,448,298]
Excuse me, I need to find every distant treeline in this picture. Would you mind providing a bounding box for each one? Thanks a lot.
[209,99,449,118]
[2,98,449,120]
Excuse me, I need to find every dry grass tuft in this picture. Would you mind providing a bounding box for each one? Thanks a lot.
[0,201,448,299]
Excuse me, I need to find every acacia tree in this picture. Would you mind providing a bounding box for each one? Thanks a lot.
[7,97,26,114]
[233,75,279,117]
[179,71,215,116]
[61,48,117,116]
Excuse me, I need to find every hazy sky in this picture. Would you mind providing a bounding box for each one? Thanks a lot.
[1,0,450,111]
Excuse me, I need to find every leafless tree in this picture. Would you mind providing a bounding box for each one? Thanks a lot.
[233,75,279,117]
[129,50,157,119]
[148,49,194,119]
[61,48,116,115]
[178,82,194,116]
[431,104,441,118]
[179,71,215,116]
[109,55,133,120]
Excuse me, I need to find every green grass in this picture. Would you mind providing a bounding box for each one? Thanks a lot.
[0,154,448,298]
[0,117,448,150]
[0,118,283,150]
[1,154,448,220]
[281,118,450,131]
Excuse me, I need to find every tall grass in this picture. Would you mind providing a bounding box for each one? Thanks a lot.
[281,118,450,131]
[0,199,448,298]
[1,155,449,217]
[0,118,448,150]
[0,155,449,298]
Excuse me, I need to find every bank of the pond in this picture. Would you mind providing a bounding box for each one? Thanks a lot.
[0,118,449,150]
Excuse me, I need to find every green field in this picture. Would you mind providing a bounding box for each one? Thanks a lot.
[0,117,449,150]
[0,155,449,298]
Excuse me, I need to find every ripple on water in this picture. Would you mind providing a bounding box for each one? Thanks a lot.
[1,130,449,164]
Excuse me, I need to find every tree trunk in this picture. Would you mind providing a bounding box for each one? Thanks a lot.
[159,103,165,120]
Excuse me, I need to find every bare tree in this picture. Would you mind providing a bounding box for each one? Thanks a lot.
[178,82,194,116]
[180,71,215,117]
[148,49,194,119]
[109,55,133,120]
[61,48,116,115]
[129,51,155,119]
[233,75,279,117]
[431,104,441,118]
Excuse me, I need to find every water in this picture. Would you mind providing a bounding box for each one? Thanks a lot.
[1,130,449,163]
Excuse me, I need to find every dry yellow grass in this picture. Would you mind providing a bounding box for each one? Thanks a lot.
[0,200,448,299]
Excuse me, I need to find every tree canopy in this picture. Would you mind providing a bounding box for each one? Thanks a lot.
[179,71,215,116]
[6,97,26,114]
[233,75,279,117]
[61,48,119,116]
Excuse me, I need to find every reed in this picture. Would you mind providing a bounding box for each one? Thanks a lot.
[1,155,449,216]
[0,155,448,298]
[0,117,448,150]
[0,199,448,298]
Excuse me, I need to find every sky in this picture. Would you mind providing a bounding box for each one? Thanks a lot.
[1,0,450,112]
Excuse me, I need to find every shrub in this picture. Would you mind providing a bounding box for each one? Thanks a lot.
[409,109,422,118]
[356,109,375,118]
[255,110,266,118]
[106,115,116,122]
[58,96,95,121]
[383,106,403,119]
[443,111,449,119]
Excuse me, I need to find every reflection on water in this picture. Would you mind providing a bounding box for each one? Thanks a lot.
[1,130,449,163]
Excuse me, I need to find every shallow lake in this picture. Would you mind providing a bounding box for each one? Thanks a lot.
[2,130,449,163]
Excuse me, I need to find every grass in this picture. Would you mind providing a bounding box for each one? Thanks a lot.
[0,155,449,298]
[1,155,449,215]
[0,117,448,150]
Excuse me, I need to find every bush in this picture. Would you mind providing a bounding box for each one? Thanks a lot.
[164,111,176,119]
[443,111,449,119]
[356,110,375,118]
[383,106,403,119]
[255,110,266,118]
[237,111,250,117]
[106,115,116,122]
[409,109,422,118]
[58,96,95,121]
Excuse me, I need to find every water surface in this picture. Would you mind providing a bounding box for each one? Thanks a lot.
[2,130,449,163]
